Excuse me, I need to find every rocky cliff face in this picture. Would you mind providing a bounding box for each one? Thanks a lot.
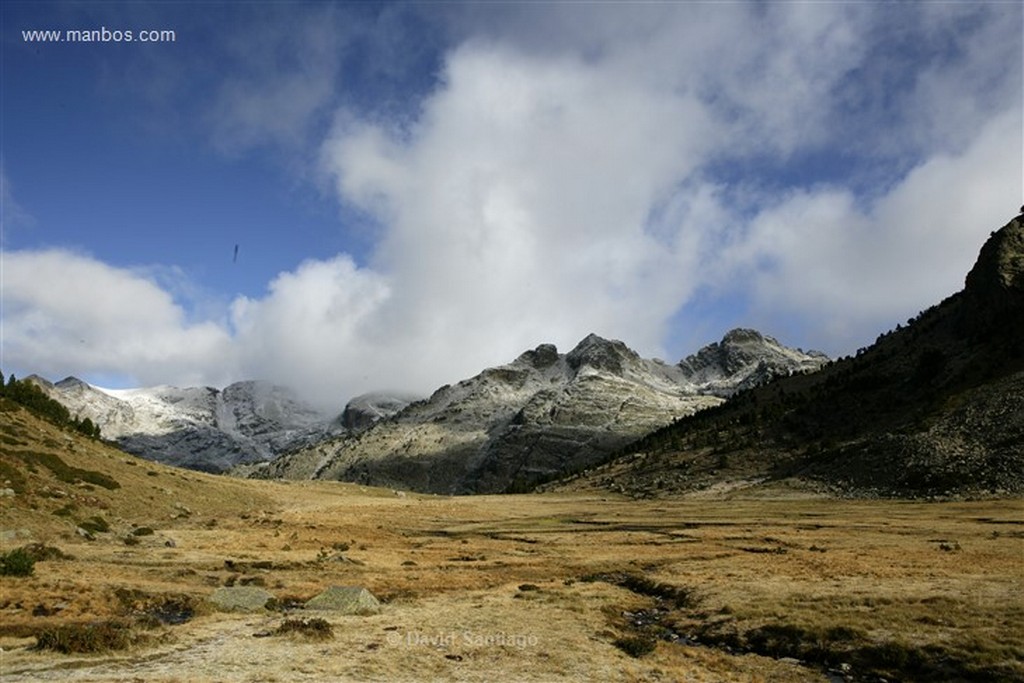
[254,331,827,493]
[29,379,410,473]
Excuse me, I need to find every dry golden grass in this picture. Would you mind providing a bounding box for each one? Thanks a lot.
[2,404,1022,681]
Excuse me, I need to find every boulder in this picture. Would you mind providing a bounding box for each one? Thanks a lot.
[208,586,274,612]
[304,586,381,615]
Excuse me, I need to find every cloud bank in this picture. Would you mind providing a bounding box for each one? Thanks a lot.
[3,3,1020,409]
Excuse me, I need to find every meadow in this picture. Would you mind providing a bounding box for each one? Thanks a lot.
[2,404,1022,682]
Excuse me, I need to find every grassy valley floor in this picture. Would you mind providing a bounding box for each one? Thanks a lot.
[2,481,1022,682]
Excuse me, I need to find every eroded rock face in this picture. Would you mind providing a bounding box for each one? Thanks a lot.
[340,393,418,433]
[258,331,827,494]
[965,216,1024,294]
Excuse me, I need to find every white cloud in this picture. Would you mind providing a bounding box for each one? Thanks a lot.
[322,40,715,369]
[204,5,352,156]
[1,250,233,387]
[2,2,1020,407]
[227,255,391,407]
[730,109,1021,350]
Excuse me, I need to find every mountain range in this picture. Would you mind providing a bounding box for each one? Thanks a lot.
[28,330,826,489]
[24,378,412,473]
[554,212,1024,498]
[251,330,827,493]
[28,212,1021,499]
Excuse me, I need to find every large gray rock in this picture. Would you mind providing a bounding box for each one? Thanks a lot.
[304,586,381,615]
[340,393,418,433]
[208,586,275,612]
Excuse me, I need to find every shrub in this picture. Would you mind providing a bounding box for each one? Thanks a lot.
[613,634,657,658]
[53,503,77,517]
[22,543,72,562]
[13,451,119,490]
[0,547,35,576]
[0,461,26,494]
[35,621,135,653]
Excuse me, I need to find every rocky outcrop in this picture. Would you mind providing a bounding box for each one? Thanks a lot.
[255,332,827,494]
[340,393,418,433]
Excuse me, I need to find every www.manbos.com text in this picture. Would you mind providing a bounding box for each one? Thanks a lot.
[22,27,176,43]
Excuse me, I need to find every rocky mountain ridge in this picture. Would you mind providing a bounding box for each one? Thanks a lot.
[29,330,826,485]
[554,213,1024,498]
[252,330,828,493]
[26,378,411,473]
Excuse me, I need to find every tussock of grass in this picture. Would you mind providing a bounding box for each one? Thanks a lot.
[34,621,138,653]
[113,589,203,626]
[24,543,73,562]
[272,618,333,640]
[613,633,657,658]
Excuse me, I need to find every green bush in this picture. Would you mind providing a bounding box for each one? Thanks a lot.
[13,451,119,490]
[0,547,36,576]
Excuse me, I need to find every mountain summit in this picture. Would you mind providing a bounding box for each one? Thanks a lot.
[678,328,828,397]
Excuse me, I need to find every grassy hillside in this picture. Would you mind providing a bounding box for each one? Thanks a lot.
[0,399,276,542]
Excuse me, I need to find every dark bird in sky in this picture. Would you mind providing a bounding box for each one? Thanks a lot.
[233,244,239,263]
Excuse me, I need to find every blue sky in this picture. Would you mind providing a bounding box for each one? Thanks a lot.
[2,1,1021,409]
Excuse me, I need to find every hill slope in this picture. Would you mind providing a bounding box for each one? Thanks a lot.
[556,214,1024,498]
[0,399,276,542]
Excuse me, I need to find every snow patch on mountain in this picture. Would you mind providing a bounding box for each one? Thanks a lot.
[32,378,412,473]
